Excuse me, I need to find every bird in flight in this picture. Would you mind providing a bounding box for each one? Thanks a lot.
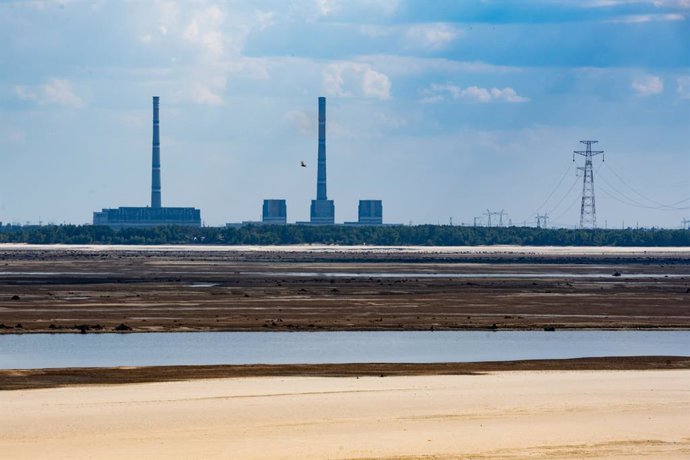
[300,161,307,167]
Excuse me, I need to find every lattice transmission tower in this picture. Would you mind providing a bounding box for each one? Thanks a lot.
[484,209,506,227]
[573,140,604,229]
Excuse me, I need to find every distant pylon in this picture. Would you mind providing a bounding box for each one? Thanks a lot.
[497,210,506,227]
[574,140,604,229]
[682,218,690,230]
[484,209,506,227]
[536,213,548,228]
[484,209,493,227]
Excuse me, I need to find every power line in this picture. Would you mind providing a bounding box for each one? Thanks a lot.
[546,175,580,216]
[597,173,689,211]
[536,163,573,212]
[550,193,581,227]
[602,162,690,210]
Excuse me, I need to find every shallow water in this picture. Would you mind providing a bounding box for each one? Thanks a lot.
[240,271,685,279]
[0,331,687,370]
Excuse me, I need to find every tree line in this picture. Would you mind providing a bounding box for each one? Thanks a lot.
[0,224,688,246]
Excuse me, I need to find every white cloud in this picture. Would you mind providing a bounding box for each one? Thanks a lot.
[584,0,690,7]
[406,23,459,50]
[358,25,394,38]
[631,75,664,96]
[653,0,690,8]
[283,110,314,136]
[355,55,523,79]
[362,69,392,99]
[183,5,225,57]
[15,78,84,108]
[421,83,528,103]
[135,2,269,106]
[677,76,690,99]
[189,85,223,106]
[609,13,685,23]
[316,0,339,16]
[490,87,529,103]
[323,62,392,99]
[254,10,275,30]
[323,64,348,97]
[297,0,399,19]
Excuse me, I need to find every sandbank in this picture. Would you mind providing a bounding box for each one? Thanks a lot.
[1,368,688,459]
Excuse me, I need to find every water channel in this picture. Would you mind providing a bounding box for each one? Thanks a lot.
[0,330,688,369]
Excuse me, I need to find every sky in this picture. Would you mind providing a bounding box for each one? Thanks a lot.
[0,0,688,228]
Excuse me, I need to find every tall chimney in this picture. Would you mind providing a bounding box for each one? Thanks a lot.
[316,96,327,201]
[151,96,161,208]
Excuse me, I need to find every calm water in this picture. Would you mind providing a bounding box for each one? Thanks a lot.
[241,271,685,279]
[0,331,688,370]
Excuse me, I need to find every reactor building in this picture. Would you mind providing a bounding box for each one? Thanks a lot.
[262,199,287,224]
[93,97,201,229]
[357,200,383,225]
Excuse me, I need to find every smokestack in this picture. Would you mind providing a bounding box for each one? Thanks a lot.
[151,96,161,208]
[316,96,327,201]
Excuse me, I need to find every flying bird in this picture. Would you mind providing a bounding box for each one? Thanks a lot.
[300,161,307,167]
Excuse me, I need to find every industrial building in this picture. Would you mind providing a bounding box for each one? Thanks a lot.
[344,200,384,226]
[262,199,287,224]
[309,97,335,224]
[357,200,383,225]
[93,97,201,229]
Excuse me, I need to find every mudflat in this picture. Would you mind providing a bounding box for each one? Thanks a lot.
[1,356,688,390]
[1,369,688,459]
[1,245,689,332]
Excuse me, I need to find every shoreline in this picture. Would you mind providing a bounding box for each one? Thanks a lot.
[2,367,688,459]
[4,325,690,334]
[2,356,688,390]
[3,242,690,253]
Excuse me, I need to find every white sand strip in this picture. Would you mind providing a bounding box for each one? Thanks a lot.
[2,242,690,255]
[1,370,689,459]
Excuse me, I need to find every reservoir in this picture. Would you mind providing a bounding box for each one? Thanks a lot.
[0,330,688,370]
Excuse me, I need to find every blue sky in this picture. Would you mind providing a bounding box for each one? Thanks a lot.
[0,0,688,228]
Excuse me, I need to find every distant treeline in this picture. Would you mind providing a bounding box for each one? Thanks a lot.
[0,224,688,246]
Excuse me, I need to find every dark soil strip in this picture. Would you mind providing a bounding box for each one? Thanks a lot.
[2,356,688,391]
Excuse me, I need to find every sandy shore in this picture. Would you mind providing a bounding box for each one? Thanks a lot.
[1,369,688,459]
[2,356,688,390]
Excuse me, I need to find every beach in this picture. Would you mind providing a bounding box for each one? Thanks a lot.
[1,369,688,459]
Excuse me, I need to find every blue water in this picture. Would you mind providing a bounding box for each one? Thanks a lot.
[0,331,688,370]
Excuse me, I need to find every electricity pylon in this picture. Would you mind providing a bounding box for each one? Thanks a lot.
[574,140,604,229]
[484,209,506,227]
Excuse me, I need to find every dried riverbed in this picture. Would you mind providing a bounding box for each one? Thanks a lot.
[0,245,688,333]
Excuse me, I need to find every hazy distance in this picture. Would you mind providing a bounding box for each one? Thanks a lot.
[0,0,688,228]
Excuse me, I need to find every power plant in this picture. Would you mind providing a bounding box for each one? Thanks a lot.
[93,97,202,228]
[264,96,384,227]
[310,96,335,224]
